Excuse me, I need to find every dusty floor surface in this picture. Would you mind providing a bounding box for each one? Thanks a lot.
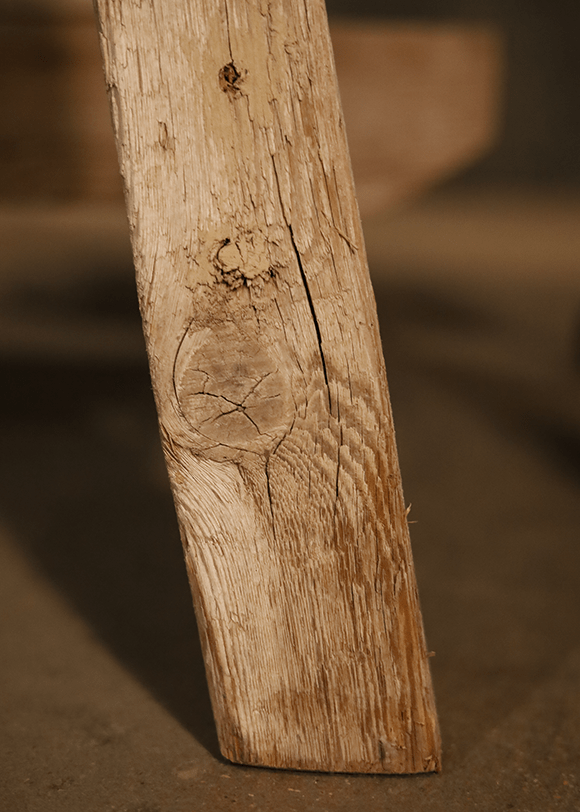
[1,188,580,811]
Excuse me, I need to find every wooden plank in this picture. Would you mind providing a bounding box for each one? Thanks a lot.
[93,0,441,773]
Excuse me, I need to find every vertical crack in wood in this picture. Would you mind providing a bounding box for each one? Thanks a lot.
[288,224,332,414]
[223,0,234,64]
[264,464,278,544]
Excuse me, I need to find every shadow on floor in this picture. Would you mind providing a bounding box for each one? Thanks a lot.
[0,355,222,760]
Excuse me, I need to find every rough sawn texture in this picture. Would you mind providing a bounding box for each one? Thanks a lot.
[94,0,441,773]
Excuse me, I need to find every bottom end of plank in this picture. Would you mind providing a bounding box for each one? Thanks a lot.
[218,737,442,775]
[220,752,443,775]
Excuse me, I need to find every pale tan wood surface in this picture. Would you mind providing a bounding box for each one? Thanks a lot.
[93,0,440,772]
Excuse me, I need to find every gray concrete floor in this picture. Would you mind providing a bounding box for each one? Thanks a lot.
[1,188,580,811]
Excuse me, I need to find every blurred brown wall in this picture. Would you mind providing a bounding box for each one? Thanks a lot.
[327,0,580,186]
[0,0,122,202]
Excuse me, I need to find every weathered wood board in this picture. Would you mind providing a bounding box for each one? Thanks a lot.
[93,0,441,773]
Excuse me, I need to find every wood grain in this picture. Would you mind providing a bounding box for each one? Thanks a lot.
[93,0,441,773]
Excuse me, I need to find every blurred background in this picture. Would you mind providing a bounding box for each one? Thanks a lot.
[1,1,580,810]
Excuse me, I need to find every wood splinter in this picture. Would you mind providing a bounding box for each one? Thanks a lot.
[94,0,441,774]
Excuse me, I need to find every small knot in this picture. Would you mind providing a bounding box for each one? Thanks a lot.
[219,62,243,95]
[217,240,243,274]
[214,236,273,289]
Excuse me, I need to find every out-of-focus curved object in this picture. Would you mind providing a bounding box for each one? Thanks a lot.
[331,21,504,217]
